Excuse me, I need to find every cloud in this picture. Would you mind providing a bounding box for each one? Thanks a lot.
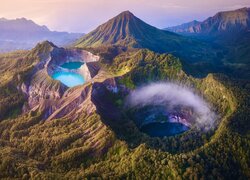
[126,82,217,130]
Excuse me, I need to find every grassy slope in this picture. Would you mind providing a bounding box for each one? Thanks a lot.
[74,50,249,179]
[0,41,57,120]
[75,11,220,66]
[0,47,248,179]
[0,50,33,120]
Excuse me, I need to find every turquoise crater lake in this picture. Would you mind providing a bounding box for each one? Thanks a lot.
[61,62,83,69]
[52,62,85,87]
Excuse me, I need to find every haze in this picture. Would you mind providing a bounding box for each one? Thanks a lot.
[1,0,249,33]
[126,82,216,130]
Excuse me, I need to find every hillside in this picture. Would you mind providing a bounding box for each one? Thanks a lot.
[75,11,181,48]
[75,11,220,65]
[0,41,249,178]
[166,20,201,34]
[166,7,250,35]
[0,18,83,52]
[165,7,250,79]
[0,6,249,179]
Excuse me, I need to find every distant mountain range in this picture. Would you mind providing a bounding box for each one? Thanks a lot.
[164,7,250,78]
[165,7,250,35]
[0,18,83,52]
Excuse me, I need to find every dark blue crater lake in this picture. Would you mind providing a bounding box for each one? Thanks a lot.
[140,122,190,137]
[52,62,85,87]
[131,105,190,137]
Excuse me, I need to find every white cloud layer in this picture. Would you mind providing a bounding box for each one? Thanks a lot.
[126,82,217,130]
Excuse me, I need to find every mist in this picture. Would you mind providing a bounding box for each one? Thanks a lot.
[126,82,217,130]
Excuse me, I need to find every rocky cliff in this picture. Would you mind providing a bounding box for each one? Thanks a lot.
[21,41,101,120]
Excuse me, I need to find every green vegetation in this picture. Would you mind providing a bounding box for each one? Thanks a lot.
[0,50,30,120]
[76,10,250,80]
[0,41,249,179]
[75,11,220,66]
[0,41,56,120]
[0,7,249,178]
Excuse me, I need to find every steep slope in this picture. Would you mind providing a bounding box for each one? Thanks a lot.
[165,7,250,79]
[0,10,249,180]
[0,41,60,120]
[165,20,201,34]
[166,7,250,35]
[0,40,101,120]
[0,46,248,179]
[75,11,219,64]
[75,11,181,49]
[0,18,83,52]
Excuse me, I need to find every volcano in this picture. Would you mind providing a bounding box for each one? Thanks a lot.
[75,11,181,49]
[75,11,218,63]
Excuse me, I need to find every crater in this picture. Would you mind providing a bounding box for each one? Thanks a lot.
[47,49,100,88]
[52,61,85,87]
[91,80,220,152]
[126,82,216,137]
[131,105,191,137]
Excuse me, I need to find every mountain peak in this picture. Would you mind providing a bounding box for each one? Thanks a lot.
[167,7,250,35]
[75,10,186,53]
[75,10,164,48]
[0,17,7,21]
[113,10,136,22]
[233,7,249,11]
[17,17,29,21]
[41,40,56,47]
[118,10,134,17]
[31,41,57,55]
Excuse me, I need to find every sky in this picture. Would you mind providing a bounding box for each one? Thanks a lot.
[1,0,250,33]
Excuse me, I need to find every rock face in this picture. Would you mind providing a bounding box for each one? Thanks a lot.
[46,75,126,122]
[21,41,66,113]
[168,114,192,127]
[91,78,123,121]
[21,41,101,120]
[47,47,100,81]
[46,85,95,121]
